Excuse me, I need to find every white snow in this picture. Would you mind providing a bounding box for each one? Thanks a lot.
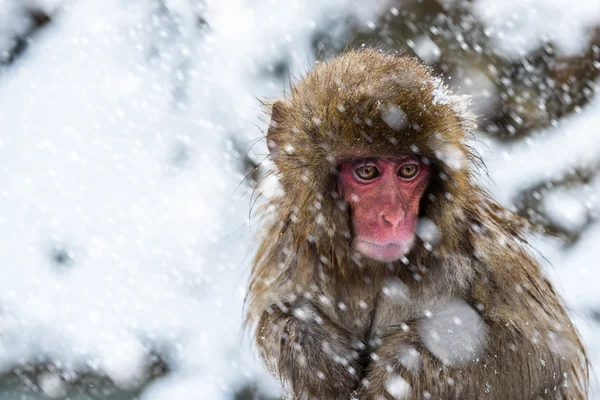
[0,0,390,398]
[473,0,600,58]
[37,372,67,398]
[396,345,423,374]
[449,66,499,118]
[385,374,411,399]
[412,35,441,63]
[474,82,600,206]
[381,104,409,131]
[1,0,599,398]
[435,142,468,171]
[416,218,441,246]
[542,190,591,233]
[382,278,410,303]
[431,77,452,106]
[419,300,487,366]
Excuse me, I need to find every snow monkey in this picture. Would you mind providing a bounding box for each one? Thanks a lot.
[245,49,588,399]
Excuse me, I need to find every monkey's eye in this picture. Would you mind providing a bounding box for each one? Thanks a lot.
[398,163,419,179]
[354,164,379,180]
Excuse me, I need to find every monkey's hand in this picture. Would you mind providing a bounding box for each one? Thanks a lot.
[355,327,458,400]
[255,300,365,400]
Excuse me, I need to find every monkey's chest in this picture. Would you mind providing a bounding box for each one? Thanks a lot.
[324,281,448,340]
[368,290,450,338]
[327,279,452,340]
[324,290,378,338]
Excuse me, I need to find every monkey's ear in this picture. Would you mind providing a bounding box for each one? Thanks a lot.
[267,100,288,154]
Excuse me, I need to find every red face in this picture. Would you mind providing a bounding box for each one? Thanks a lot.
[339,157,430,262]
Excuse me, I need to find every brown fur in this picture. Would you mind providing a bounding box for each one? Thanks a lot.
[245,49,588,399]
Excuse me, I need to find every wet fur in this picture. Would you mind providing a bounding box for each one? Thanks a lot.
[245,49,588,399]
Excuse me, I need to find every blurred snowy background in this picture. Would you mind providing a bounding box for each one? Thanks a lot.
[0,0,598,399]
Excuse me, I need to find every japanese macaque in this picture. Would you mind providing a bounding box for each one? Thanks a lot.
[245,49,588,400]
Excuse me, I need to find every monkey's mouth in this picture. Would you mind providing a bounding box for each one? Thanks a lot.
[355,238,414,262]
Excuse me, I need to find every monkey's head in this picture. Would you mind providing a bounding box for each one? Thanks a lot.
[264,49,478,266]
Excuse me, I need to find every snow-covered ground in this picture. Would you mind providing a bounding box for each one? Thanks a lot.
[0,0,598,399]
[0,0,388,398]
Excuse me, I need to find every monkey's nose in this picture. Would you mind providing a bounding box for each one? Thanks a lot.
[381,209,405,227]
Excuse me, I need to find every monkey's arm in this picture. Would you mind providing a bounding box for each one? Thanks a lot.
[356,318,584,400]
[356,248,587,400]
[254,300,365,399]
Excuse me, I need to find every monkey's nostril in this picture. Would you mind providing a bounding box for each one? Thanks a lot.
[381,211,404,227]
